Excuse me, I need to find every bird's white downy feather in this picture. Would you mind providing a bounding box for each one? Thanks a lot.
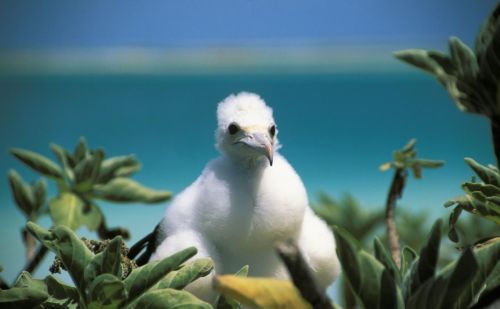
[151,92,340,303]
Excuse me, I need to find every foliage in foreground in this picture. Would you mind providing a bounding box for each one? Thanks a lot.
[334,219,500,309]
[0,222,213,309]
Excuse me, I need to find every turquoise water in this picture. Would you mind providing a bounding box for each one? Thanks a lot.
[0,71,493,285]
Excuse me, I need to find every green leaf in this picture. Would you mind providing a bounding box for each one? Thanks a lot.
[475,3,500,61]
[400,246,417,277]
[379,269,404,309]
[26,222,94,295]
[84,236,123,288]
[73,137,89,164]
[393,50,451,85]
[8,170,35,218]
[411,159,445,169]
[14,272,80,308]
[123,247,197,304]
[454,238,500,307]
[51,143,76,180]
[333,226,384,309]
[10,148,63,179]
[0,287,48,309]
[87,274,127,309]
[32,178,47,213]
[440,248,479,309]
[97,155,141,183]
[404,219,441,300]
[373,237,401,284]
[49,192,103,231]
[157,258,214,290]
[93,177,172,204]
[74,149,105,191]
[448,36,479,77]
[132,289,211,309]
[448,206,463,242]
[216,265,249,309]
[45,275,80,308]
[406,248,478,309]
[464,157,500,186]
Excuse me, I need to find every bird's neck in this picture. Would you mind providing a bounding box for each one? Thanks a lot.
[227,155,270,172]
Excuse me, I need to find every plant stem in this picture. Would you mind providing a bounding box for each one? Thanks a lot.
[15,245,48,284]
[97,217,130,240]
[276,240,331,309]
[385,168,406,268]
[0,276,9,289]
[490,116,500,168]
[22,228,36,261]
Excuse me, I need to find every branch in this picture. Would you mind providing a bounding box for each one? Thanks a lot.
[14,245,48,285]
[97,217,130,240]
[490,116,500,169]
[276,240,331,309]
[385,168,406,268]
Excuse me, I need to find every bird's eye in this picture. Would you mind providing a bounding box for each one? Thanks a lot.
[228,123,239,135]
[269,125,276,137]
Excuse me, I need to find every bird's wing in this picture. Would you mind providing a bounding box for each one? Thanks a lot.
[127,223,167,266]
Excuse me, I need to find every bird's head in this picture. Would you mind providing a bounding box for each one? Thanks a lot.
[216,92,279,166]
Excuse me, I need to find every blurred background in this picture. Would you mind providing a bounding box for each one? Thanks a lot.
[0,0,498,304]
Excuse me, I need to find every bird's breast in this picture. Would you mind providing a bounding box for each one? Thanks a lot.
[200,156,308,251]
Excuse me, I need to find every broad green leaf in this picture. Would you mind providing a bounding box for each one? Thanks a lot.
[334,226,384,309]
[214,276,311,309]
[97,155,141,183]
[8,170,35,217]
[132,288,211,309]
[93,177,171,204]
[454,238,500,307]
[87,274,127,309]
[440,249,479,309]
[50,143,75,180]
[14,271,47,291]
[123,247,197,304]
[49,192,103,231]
[404,219,441,300]
[14,272,79,308]
[45,275,80,308]
[373,237,401,284]
[84,236,123,287]
[379,269,404,309]
[157,258,214,290]
[26,222,94,295]
[10,148,63,179]
[406,248,478,309]
[0,287,48,309]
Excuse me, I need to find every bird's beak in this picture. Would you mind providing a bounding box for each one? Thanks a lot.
[237,132,274,166]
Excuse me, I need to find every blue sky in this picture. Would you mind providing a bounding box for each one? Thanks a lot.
[0,0,496,50]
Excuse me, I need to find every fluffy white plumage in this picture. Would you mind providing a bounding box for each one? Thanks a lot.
[150,92,340,302]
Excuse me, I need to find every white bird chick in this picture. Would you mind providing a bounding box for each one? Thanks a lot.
[130,92,340,303]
